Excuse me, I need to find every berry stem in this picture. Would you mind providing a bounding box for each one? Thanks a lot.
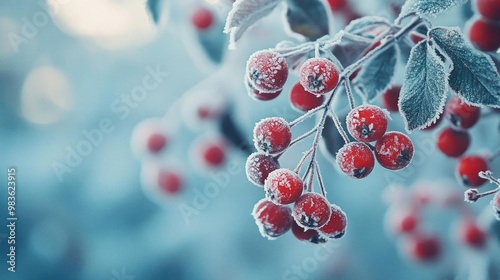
[343,16,422,78]
[328,107,350,144]
[315,42,320,58]
[343,79,355,110]
[307,162,315,192]
[294,148,313,174]
[289,105,326,127]
[479,171,500,186]
[279,44,314,58]
[314,160,327,197]
[289,126,319,147]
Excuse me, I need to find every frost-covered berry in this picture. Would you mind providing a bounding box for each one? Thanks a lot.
[291,220,326,244]
[245,77,281,101]
[456,155,489,187]
[264,169,303,205]
[253,117,292,154]
[457,220,486,249]
[381,86,401,112]
[386,207,418,234]
[158,170,183,195]
[436,127,470,158]
[445,96,481,129]
[299,57,340,95]
[148,133,167,153]
[246,50,288,92]
[203,141,226,167]
[252,198,293,239]
[191,7,214,30]
[319,205,347,239]
[293,193,332,229]
[131,118,168,157]
[347,105,388,142]
[476,0,500,20]
[464,189,480,203]
[468,17,500,52]
[336,142,375,179]
[407,235,441,262]
[375,131,414,170]
[290,82,325,112]
[245,152,280,187]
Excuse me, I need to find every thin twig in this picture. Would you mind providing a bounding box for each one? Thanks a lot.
[328,107,350,144]
[289,105,326,127]
[343,79,355,110]
[294,148,313,174]
[314,161,327,197]
[289,126,319,147]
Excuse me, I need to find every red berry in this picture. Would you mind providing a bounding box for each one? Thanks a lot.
[468,18,500,52]
[475,0,500,21]
[291,220,326,244]
[381,86,401,112]
[191,7,214,30]
[245,76,281,101]
[456,155,489,187]
[375,131,414,170]
[245,152,280,187]
[252,198,293,239]
[158,170,183,195]
[347,105,388,142]
[292,193,332,229]
[253,117,292,154]
[458,220,486,249]
[436,127,470,158]
[445,96,481,129]
[407,235,441,262]
[264,169,303,205]
[318,205,347,239]
[327,0,347,11]
[387,207,418,234]
[336,142,375,179]
[290,82,325,112]
[192,137,227,168]
[246,50,288,92]
[147,133,167,153]
[131,118,168,157]
[299,58,340,95]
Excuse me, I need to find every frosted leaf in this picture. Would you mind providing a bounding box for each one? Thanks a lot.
[224,0,283,49]
[331,33,372,67]
[357,43,398,102]
[400,0,467,18]
[429,27,500,108]
[399,40,448,132]
[146,0,163,24]
[344,16,392,39]
[283,0,329,41]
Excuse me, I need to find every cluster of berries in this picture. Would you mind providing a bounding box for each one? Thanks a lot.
[385,181,490,263]
[467,0,500,52]
[337,104,414,179]
[244,39,417,241]
[131,91,230,198]
[246,117,347,243]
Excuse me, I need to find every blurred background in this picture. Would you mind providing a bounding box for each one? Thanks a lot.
[0,0,499,279]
